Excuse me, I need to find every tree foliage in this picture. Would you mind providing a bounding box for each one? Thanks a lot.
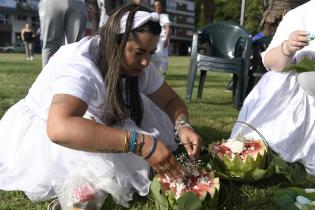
[195,0,264,34]
[212,0,264,34]
[195,0,308,35]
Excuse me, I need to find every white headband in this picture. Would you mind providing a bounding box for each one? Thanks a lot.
[119,11,160,34]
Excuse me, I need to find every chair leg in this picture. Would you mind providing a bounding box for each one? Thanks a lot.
[186,66,197,102]
[233,74,242,109]
[186,33,200,103]
[197,70,207,98]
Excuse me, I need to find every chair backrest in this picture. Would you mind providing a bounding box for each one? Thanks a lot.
[186,21,252,108]
[251,35,272,73]
[252,35,272,55]
[199,21,252,59]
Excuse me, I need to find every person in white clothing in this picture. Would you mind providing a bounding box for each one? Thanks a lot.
[0,4,202,209]
[152,0,170,75]
[38,0,88,67]
[97,0,109,28]
[231,0,315,175]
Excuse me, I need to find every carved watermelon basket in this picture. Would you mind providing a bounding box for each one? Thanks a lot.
[208,121,274,182]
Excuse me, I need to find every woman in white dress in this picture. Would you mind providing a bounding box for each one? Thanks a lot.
[0,4,202,209]
[232,0,315,175]
[152,0,170,75]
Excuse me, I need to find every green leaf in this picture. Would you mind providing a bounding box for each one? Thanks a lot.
[288,187,315,202]
[283,57,315,72]
[166,191,176,208]
[272,188,297,201]
[202,190,219,209]
[273,194,298,210]
[302,205,315,210]
[272,187,315,210]
[150,177,169,210]
[175,192,204,210]
[272,188,298,210]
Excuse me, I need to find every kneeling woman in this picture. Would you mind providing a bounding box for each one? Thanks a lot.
[0,4,202,208]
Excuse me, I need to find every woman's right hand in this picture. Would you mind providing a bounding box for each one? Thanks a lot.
[286,30,309,54]
[141,135,184,180]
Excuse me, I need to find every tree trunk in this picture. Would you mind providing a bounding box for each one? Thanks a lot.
[260,0,308,36]
[195,0,214,29]
[203,0,215,25]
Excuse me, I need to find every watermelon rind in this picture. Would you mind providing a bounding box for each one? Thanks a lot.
[208,139,271,182]
[150,172,220,210]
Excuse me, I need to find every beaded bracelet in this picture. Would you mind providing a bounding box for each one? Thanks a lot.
[174,116,193,138]
[137,133,145,155]
[129,130,138,154]
[123,131,129,153]
[175,123,193,138]
[143,135,157,160]
[281,40,294,57]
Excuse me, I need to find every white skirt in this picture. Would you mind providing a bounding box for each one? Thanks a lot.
[0,95,176,207]
[231,71,315,175]
[151,38,169,73]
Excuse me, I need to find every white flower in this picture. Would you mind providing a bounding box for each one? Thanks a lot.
[224,139,245,153]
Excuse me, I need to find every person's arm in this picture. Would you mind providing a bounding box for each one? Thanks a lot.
[21,29,25,41]
[148,82,202,157]
[163,24,170,48]
[47,93,183,179]
[263,30,309,71]
[47,94,126,152]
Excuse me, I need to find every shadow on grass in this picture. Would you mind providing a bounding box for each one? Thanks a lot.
[166,73,230,82]
[195,126,231,144]
[187,98,233,107]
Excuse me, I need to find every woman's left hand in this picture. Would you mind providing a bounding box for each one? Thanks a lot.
[178,127,203,158]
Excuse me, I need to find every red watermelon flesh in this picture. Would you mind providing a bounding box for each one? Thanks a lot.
[158,170,219,200]
[213,139,266,162]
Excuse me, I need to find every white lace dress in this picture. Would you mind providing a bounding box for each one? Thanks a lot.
[0,36,176,207]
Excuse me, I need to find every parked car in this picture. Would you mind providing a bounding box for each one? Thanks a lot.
[0,42,25,53]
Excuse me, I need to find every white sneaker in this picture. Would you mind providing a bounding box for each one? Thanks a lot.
[30,56,34,61]
[26,57,30,61]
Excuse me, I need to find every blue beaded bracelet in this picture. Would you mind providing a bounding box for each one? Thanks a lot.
[143,135,157,160]
[129,131,138,154]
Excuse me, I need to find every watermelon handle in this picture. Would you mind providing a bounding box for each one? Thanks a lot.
[235,121,272,167]
[235,121,269,150]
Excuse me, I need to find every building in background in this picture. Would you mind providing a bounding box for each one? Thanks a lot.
[0,0,195,55]
[0,0,40,47]
[164,0,195,55]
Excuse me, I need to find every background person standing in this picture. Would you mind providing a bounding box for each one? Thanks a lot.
[152,0,170,75]
[38,0,88,67]
[21,23,35,61]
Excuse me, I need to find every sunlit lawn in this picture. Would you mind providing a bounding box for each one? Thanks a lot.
[0,53,293,210]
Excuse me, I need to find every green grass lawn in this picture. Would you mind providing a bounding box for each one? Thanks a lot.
[0,53,301,210]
